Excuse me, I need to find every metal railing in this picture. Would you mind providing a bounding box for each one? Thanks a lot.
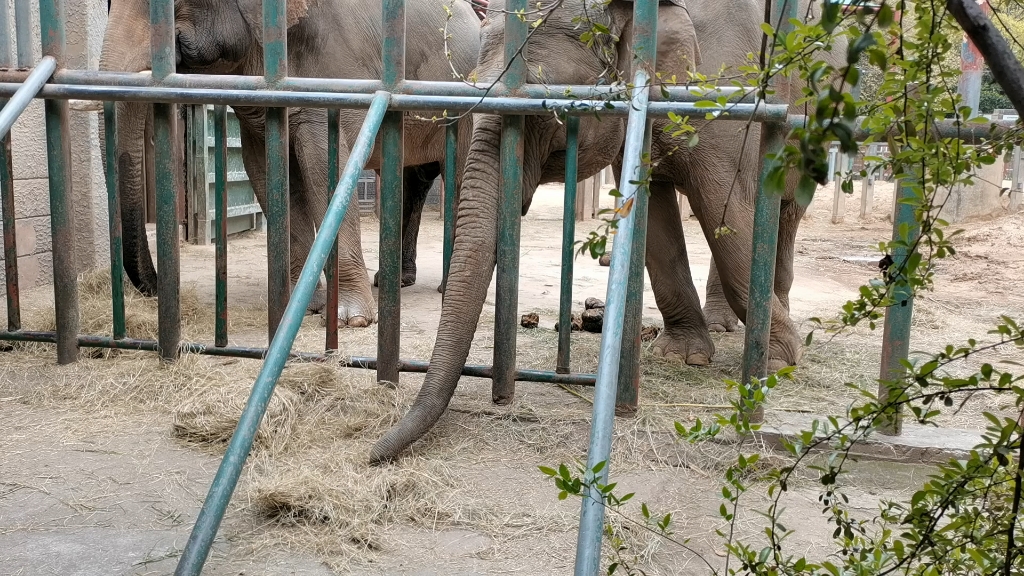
[0,0,1017,573]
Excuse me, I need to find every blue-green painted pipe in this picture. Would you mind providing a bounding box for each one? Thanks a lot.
[0,80,784,118]
[0,68,755,102]
[377,0,406,385]
[556,116,580,374]
[173,91,390,576]
[39,0,79,365]
[103,101,126,340]
[574,69,653,576]
[442,121,457,291]
[492,0,529,404]
[263,0,290,342]
[877,172,918,436]
[0,54,52,140]
[738,0,798,420]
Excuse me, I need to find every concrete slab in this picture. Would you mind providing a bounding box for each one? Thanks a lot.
[756,411,983,464]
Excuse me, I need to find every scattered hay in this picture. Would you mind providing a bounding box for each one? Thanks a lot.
[172,383,301,452]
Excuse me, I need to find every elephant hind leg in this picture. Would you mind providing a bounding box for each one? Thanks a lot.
[645,181,715,366]
[703,259,740,332]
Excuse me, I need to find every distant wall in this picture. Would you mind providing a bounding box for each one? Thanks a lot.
[1,0,109,291]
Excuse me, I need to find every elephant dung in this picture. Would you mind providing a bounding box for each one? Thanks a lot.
[641,325,662,342]
[599,254,611,267]
[520,313,540,329]
[554,313,583,332]
[584,297,605,310]
[581,308,604,333]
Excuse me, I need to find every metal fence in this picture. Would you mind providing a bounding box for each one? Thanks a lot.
[0,0,1016,574]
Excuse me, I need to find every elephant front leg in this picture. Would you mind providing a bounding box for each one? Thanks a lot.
[372,162,439,288]
[291,110,376,327]
[703,260,741,332]
[688,186,802,371]
[646,182,715,366]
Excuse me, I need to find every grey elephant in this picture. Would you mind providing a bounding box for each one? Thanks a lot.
[100,0,480,326]
[370,0,848,463]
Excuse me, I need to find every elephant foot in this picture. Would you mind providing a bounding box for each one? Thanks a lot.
[651,328,715,366]
[703,304,740,333]
[306,281,378,328]
[767,320,803,371]
[372,269,417,288]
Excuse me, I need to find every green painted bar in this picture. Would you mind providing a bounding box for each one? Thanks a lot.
[738,0,798,421]
[492,0,529,404]
[174,91,390,576]
[377,0,406,385]
[877,174,918,436]
[441,121,457,292]
[325,108,341,351]
[740,121,785,421]
[149,0,180,361]
[556,116,580,374]
[0,1,15,331]
[263,0,290,342]
[0,112,19,332]
[0,329,600,385]
[103,102,125,339]
[39,0,79,365]
[213,105,228,347]
[615,122,653,415]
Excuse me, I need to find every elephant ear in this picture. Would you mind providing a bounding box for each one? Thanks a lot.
[606,0,700,81]
[654,1,700,79]
[287,0,311,28]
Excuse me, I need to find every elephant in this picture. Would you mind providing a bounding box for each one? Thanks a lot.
[100,0,481,326]
[369,0,849,463]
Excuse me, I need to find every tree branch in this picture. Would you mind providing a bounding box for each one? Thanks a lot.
[946,0,1024,116]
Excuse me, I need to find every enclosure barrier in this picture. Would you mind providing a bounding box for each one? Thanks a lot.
[0,0,1017,572]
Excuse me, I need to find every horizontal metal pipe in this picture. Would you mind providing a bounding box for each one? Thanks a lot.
[0,81,786,119]
[0,330,599,385]
[0,56,56,139]
[0,69,753,102]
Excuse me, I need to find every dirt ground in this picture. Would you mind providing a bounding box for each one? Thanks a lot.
[1,179,1022,575]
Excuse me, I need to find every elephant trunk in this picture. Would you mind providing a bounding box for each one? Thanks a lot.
[370,115,504,464]
[99,0,159,295]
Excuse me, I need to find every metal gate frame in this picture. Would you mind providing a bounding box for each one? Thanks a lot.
[0,0,1017,574]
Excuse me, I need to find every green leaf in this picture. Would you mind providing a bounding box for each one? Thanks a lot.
[795,173,817,207]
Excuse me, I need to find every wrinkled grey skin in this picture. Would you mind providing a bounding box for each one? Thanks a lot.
[370,0,848,463]
[100,0,479,325]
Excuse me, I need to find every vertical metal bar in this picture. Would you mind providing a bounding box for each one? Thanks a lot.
[740,122,785,421]
[264,0,290,343]
[738,0,797,421]
[556,116,580,374]
[104,102,125,339]
[377,0,406,384]
[174,91,391,576]
[325,108,340,351]
[39,0,78,364]
[615,128,651,415]
[213,105,228,347]
[877,174,917,436]
[0,120,18,332]
[575,75,653,576]
[15,0,32,67]
[441,121,457,292]
[1010,145,1022,212]
[492,0,528,404]
[150,0,180,361]
[0,18,18,332]
[575,0,658,570]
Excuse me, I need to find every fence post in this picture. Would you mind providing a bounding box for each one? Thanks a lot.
[739,0,797,421]
[492,0,527,404]
[39,0,80,364]
[557,116,580,374]
[263,0,290,343]
[1010,145,1022,212]
[213,105,229,348]
[877,173,918,436]
[377,0,406,385]
[832,150,849,224]
[860,143,876,219]
[0,0,20,332]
